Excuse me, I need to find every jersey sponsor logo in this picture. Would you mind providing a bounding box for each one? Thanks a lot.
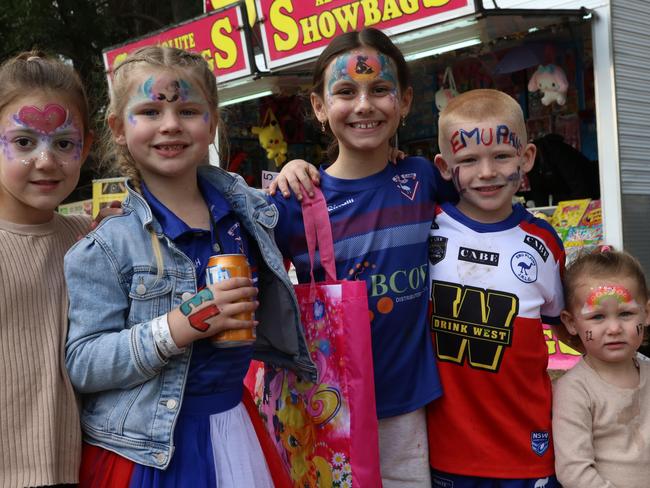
[392,173,419,200]
[531,431,550,456]
[524,235,549,262]
[458,247,499,266]
[429,236,447,265]
[327,197,354,212]
[370,264,427,297]
[430,281,518,372]
[534,478,550,488]
[511,251,538,283]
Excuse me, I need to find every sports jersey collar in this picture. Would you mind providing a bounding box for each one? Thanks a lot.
[319,160,394,192]
[441,201,528,233]
[141,176,232,240]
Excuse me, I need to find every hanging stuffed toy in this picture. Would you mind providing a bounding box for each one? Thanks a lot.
[528,64,569,106]
[435,66,459,112]
[251,108,288,167]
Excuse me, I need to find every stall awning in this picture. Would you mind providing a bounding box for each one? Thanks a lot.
[218,4,592,104]
[392,5,592,62]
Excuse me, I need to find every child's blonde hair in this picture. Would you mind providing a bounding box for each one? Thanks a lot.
[104,46,225,279]
[103,46,226,191]
[0,50,91,135]
[438,89,527,153]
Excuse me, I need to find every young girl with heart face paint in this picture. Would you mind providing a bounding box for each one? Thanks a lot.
[0,51,94,487]
[553,247,650,487]
[64,46,314,487]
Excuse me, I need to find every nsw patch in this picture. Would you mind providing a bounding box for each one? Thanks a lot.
[531,431,550,456]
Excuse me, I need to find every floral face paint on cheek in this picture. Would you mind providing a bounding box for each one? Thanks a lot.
[581,285,636,315]
[1,103,83,166]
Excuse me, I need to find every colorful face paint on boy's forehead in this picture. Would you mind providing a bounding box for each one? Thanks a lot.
[581,285,636,314]
[327,50,398,97]
[449,124,523,155]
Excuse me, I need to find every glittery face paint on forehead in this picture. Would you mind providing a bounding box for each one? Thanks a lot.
[131,75,206,105]
[581,285,637,314]
[143,76,190,103]
[0,103,83,167]
[326,50,399,99]
[126,74,211,124]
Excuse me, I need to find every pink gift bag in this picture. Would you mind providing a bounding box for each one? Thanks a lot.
[246,188,381,487]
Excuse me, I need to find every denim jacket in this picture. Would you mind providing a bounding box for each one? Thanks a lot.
[64,165,316,468]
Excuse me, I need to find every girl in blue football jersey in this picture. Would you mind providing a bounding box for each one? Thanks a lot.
[268,27,456,488]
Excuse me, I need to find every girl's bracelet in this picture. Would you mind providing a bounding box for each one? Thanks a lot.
[151,314,185,359]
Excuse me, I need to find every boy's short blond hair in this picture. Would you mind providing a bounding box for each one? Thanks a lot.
[438,89,528,153]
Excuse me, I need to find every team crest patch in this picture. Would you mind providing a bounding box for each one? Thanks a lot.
[429,236,448,265]
[531,431,550,456]
[392,173,419,200]
[510,251,538,283]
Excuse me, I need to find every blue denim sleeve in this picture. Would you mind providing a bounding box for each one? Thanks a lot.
[64,236,167,394]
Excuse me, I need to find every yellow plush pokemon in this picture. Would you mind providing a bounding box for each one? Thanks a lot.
[252,108,288,167]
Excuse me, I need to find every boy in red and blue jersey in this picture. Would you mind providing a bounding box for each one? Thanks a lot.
[427,89,565,488]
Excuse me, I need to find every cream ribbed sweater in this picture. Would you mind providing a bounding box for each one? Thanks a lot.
[553,358,650,488]
[0,213,89,488]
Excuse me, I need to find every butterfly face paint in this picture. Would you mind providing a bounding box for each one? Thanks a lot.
[0,103,83,167]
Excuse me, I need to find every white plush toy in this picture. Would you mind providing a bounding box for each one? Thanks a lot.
[528,64,569,106]
[435,88,458,112]
[435,66,459,112]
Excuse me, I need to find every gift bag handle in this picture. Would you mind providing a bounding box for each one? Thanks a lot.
[300,186,337,283]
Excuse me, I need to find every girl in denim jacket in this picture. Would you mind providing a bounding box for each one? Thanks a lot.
[64,46,315,488]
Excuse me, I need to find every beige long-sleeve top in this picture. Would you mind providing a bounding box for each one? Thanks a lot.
[552,357,650,488]
[0,214,89,488]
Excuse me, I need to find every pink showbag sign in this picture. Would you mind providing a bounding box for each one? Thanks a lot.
[103,5,251,84]
[255,0,476,69]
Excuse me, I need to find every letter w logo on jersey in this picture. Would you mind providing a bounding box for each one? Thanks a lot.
[430,281,519,372]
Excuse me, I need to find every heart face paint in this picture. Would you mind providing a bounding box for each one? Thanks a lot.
[0,103,83,166]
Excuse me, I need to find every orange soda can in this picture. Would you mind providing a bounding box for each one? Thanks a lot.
[206,254,256,347]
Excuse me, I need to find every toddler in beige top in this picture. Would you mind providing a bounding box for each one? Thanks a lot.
[553,247,650,488]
